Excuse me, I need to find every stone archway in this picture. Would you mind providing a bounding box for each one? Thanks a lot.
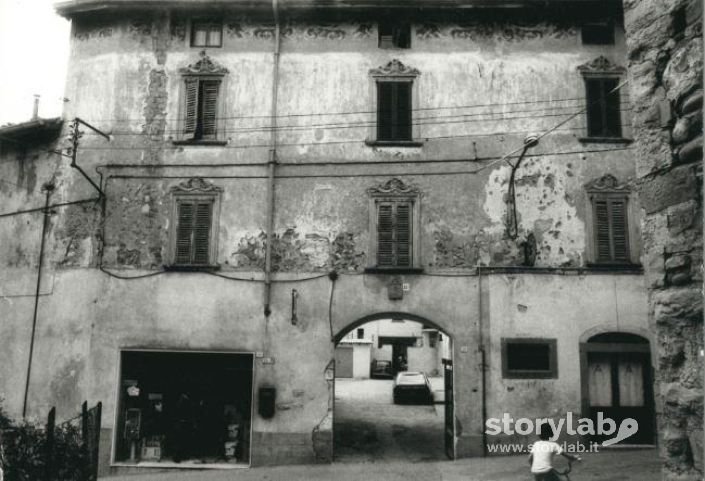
[332,312,456,462]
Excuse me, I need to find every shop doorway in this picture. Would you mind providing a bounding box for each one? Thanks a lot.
[114,350,254,467]
[580,333,655,445]
[333,316,454,462]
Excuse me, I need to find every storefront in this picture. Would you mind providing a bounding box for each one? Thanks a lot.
[114,350,254,466]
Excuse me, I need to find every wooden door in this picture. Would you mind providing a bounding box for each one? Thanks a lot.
[587,351,653,444]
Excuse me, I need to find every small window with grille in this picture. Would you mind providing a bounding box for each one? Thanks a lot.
[168,178,222,269]
[502,338,558,379]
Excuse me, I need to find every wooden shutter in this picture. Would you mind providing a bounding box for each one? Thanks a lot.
[395,202,412,267]
[377,83,394,141]
[192,202,213,264]
[183,79,199,139]
[594,197,629,262]
[201,80,220,139]
[175,202,195,264]
[377,203,394,266]
[610,199,629,261]
[376,201,413,267]
[594,199,612,261]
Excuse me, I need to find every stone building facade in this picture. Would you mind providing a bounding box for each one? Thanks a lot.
[0,0,662,475]
[623,0,703,479]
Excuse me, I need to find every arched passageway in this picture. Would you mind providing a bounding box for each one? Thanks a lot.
[332,313,455,462]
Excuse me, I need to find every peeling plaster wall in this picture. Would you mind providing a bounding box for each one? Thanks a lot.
[0,5,656,471]
[484,273,650,448]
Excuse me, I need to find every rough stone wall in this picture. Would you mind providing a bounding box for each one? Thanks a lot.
[623,0,703,478]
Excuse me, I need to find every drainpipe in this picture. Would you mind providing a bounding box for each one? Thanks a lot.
[263,0,281,317]
[477,265,487,456]
[22,181,55,419]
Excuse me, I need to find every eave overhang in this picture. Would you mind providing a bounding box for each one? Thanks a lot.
[0,118,63,144]
[55,0,621,18]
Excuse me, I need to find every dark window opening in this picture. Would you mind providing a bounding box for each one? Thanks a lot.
[191,21,222,47]
[593,196,630,263]
[184,79,220,141]
[116,351,253,465]
[502,339,557,379]
[376,201,412,268]
[377,82,412,142]
[672,7,687,40]
[174,199,214,266]
[379,20,411,49]
[357,328,365,339]
[581,22,615,45]
[588,332,648,344]
[585,78,622,138]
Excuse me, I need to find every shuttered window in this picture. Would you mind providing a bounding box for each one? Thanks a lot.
[376,201,413,267]
[183,79,220,141]
[593,197,630,263]
[377,82,412,142]
[174,199,214,265]
[586,78,621,138]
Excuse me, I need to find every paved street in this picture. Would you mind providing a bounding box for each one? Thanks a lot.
[334,378,446,463]
[103,448,661,480]
[104,379,661,481]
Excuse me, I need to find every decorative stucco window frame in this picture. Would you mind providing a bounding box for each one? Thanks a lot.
[577,56,632,143]
[366,59,423,147]
[501,338,558,379]
[365,178,423,273]
[166,177,223,270]
[584,174,640,268]
[173,51,229,146]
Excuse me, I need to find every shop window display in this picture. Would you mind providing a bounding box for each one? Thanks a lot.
[116,351,254,465]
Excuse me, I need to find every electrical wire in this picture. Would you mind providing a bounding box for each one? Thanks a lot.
[73,95,624,123]
[79,103,633,137]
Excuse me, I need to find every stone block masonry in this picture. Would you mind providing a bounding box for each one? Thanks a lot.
[623,0,703,478]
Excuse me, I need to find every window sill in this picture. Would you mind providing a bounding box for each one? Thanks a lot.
[586,262,642,272]
[578,137,633,144]
[172,139,228,146]
[503,371,557,380]
[365,140,424,148]
[364,267,424,275]
[164,264,221,272]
